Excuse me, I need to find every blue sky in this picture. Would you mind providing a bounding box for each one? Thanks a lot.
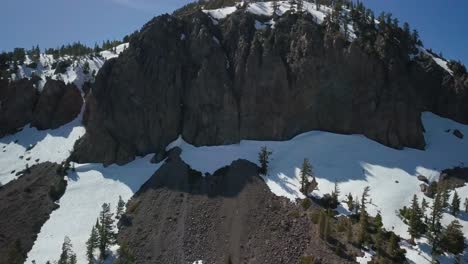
[1,0,467,64]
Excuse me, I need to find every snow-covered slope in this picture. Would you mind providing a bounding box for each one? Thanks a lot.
[12,43,128,91]
[0,115,85,186]
[168,112,468,264]
[1,104,463,263]
[25,156,160,264]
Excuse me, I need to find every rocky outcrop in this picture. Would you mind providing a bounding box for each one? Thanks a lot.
[31,79,83,130]
[0,162,66,264]
[118,149,356,264]
[0,78,82,137]
[0,79,38,137]
[72,10,467,165]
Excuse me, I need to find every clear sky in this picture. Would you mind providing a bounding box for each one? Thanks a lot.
[1,0,467,64]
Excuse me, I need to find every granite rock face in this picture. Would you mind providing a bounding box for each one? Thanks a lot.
[72,11,467,165]
[0,78,82,137]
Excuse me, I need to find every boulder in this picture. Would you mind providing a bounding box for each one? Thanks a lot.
[453,129,464,139]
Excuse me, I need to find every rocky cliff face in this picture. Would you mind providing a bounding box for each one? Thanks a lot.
[72,9,467,165]
[0,78,82,136]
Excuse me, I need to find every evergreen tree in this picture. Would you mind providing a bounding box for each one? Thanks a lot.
[421,197,428,215]
[440,220,465,258]
[86,226,99,264]
[331,181,340,208]
[58,236,77,264]
[440,183,451,209]
[428,189,444,261]
[465,197,468,213]
[408,195,424,243]
[258,146,272,176]
[357,187,370,247]
[374,213,383,231]
[300,158,313,195]
[98,203,117,259]
[345,193,354,212]
[83,61,90,75]
[117,195,126,219]
[450,191,460,216]
[360,186,370,213]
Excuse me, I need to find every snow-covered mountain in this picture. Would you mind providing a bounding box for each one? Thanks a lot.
[1,1,467,264]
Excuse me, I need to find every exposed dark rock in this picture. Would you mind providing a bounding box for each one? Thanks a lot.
[118,151,355,264]
[453,129,464,139]
[439,167,468,189]
[0,162,66,264]
[0,79,38,137]
[417,175,429,184]
[72,11,468,165]
[31,78,83,130]
[420,183,428,193]
[0,78,82,137]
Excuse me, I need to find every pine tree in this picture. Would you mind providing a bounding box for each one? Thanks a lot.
[450,191,460,216]
[83,61,90,75]
[345,193,354,212]
[440,220,465,257]
[300,158,313,195]
[374,213,383,231]
[357,187,370,247]
[440,183,451,209]
[408,195,424,243]
[360,186,370,213]
[58,236,77,264]
[86,226,99,264]
[258,146,272,176]
[387,232,402,260]
[331,181,340,208]
[421,198,428,215]
[117,195,126,219]
[428,189,444,261]
[465,197,468,213]
[98,203,117,259]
